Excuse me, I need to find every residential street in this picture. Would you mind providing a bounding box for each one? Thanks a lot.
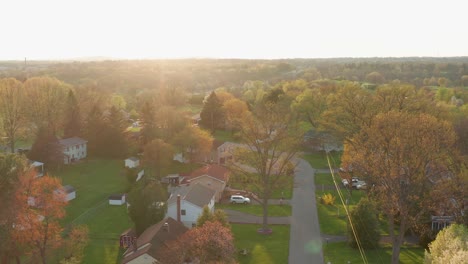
[288,159,324,264]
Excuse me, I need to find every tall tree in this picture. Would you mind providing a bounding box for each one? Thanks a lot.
[24,77,69,134]
[200,91,224,133]
[0,78,25,153]
[13,175,67,264]
[63,90,82,138]
[0,153,28,263]
[139,101,158,144]
[127,179,167,235]
[84,104,105,157]
[343,111,458,264]
[142,139,174,178]
[102,106,128,158]
[292,88,328,129]
[159,221,236,264]
[172,126,213,164]
[27,127,64,169]
[229,103,301,232]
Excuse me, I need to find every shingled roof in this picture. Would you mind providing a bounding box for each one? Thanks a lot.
[168,183,216,208]
[59,137,87,147]
[184,164,230,183]
[122,217,187,263]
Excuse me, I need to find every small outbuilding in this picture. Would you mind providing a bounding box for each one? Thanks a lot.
[61,185,76,201]
[125,157,140,168]
[109,194,126,205]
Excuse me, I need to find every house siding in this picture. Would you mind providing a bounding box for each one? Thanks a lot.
[63,143,87,164]
[166,199,215,228]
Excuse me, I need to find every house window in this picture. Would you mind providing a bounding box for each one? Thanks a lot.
[181,209,186,215]
[192,223,196,228]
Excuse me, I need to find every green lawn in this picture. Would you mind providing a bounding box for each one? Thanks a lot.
[82,205,133,264]
[316,190,366,235]
[232,224,290,264]
[214,129,240,143]
[229,174,294,199]
[52,159,129,224]
[324,242,424,264]
[314,172,339,186]
[302,151,342,169]
[217,204,292,217]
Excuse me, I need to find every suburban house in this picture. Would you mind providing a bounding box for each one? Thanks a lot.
[121,217,188,264]
[60,137,87,164]
[166,183,216,228]
[30,160,44,178]
[109,194,126,205]
[125,157,140,168]
[181,164,230,202]
[217,142,245,164]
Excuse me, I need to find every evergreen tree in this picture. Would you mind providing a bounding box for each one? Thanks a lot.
[348,198,381,249]
[28,127,64,169]
[200,91,224,133]
[196,206,230,228]
[63,90,82,138]
[84,104,105,157]
[102,106,128,158]
[140,101,158,145]
[127,179,167,235]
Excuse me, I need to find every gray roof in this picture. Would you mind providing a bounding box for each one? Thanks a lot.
[109,194,125,200]
[168,184,216,208]
[62,185,75,194]
[59,137,87,147]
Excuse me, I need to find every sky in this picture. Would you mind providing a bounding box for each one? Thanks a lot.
[1,0,467,60]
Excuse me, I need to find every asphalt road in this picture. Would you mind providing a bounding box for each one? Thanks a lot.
[288,159,324,264]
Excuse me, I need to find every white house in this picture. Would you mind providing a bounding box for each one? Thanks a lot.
[125,157,140,168]
[60,137,87,164]
[166,183,216,228]
[109,194,126,205]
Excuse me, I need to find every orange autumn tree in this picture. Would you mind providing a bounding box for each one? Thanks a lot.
[158,221,235,264]
[13,174,67,264]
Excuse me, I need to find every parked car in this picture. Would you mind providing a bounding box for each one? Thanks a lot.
[342,177,366,189]
[230,195,251,204]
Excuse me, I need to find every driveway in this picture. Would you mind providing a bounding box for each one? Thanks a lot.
[288,159,324,264]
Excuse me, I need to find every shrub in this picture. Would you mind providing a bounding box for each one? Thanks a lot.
[348,198,380,249]
[321,193,335,205]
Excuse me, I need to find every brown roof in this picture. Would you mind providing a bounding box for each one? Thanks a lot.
[185,164,230,183]
[122,217,187,263]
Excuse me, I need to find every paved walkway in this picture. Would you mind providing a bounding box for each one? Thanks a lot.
[225,209,290,225]
[288,159,324,264]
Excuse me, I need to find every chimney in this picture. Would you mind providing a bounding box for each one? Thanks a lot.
[163,222,169,232]
[177,194,181,223]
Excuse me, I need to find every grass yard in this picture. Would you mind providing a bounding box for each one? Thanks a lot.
[52,159,129,224]
[314,172,340,186]
[217,204,292,217]
[82,205,133,264]
[302,151,342,169]
[229,174,294,199]
[323,242,424,264]
[214,129,240,143]
[232,224,290,264]
[315,190,366,235]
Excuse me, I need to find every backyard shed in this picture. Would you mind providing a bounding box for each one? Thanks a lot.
[125,157,140,168]
[62,185,76,201]
[109,194,126,205]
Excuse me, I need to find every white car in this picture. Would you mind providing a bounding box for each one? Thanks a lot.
[230,195,251,204]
